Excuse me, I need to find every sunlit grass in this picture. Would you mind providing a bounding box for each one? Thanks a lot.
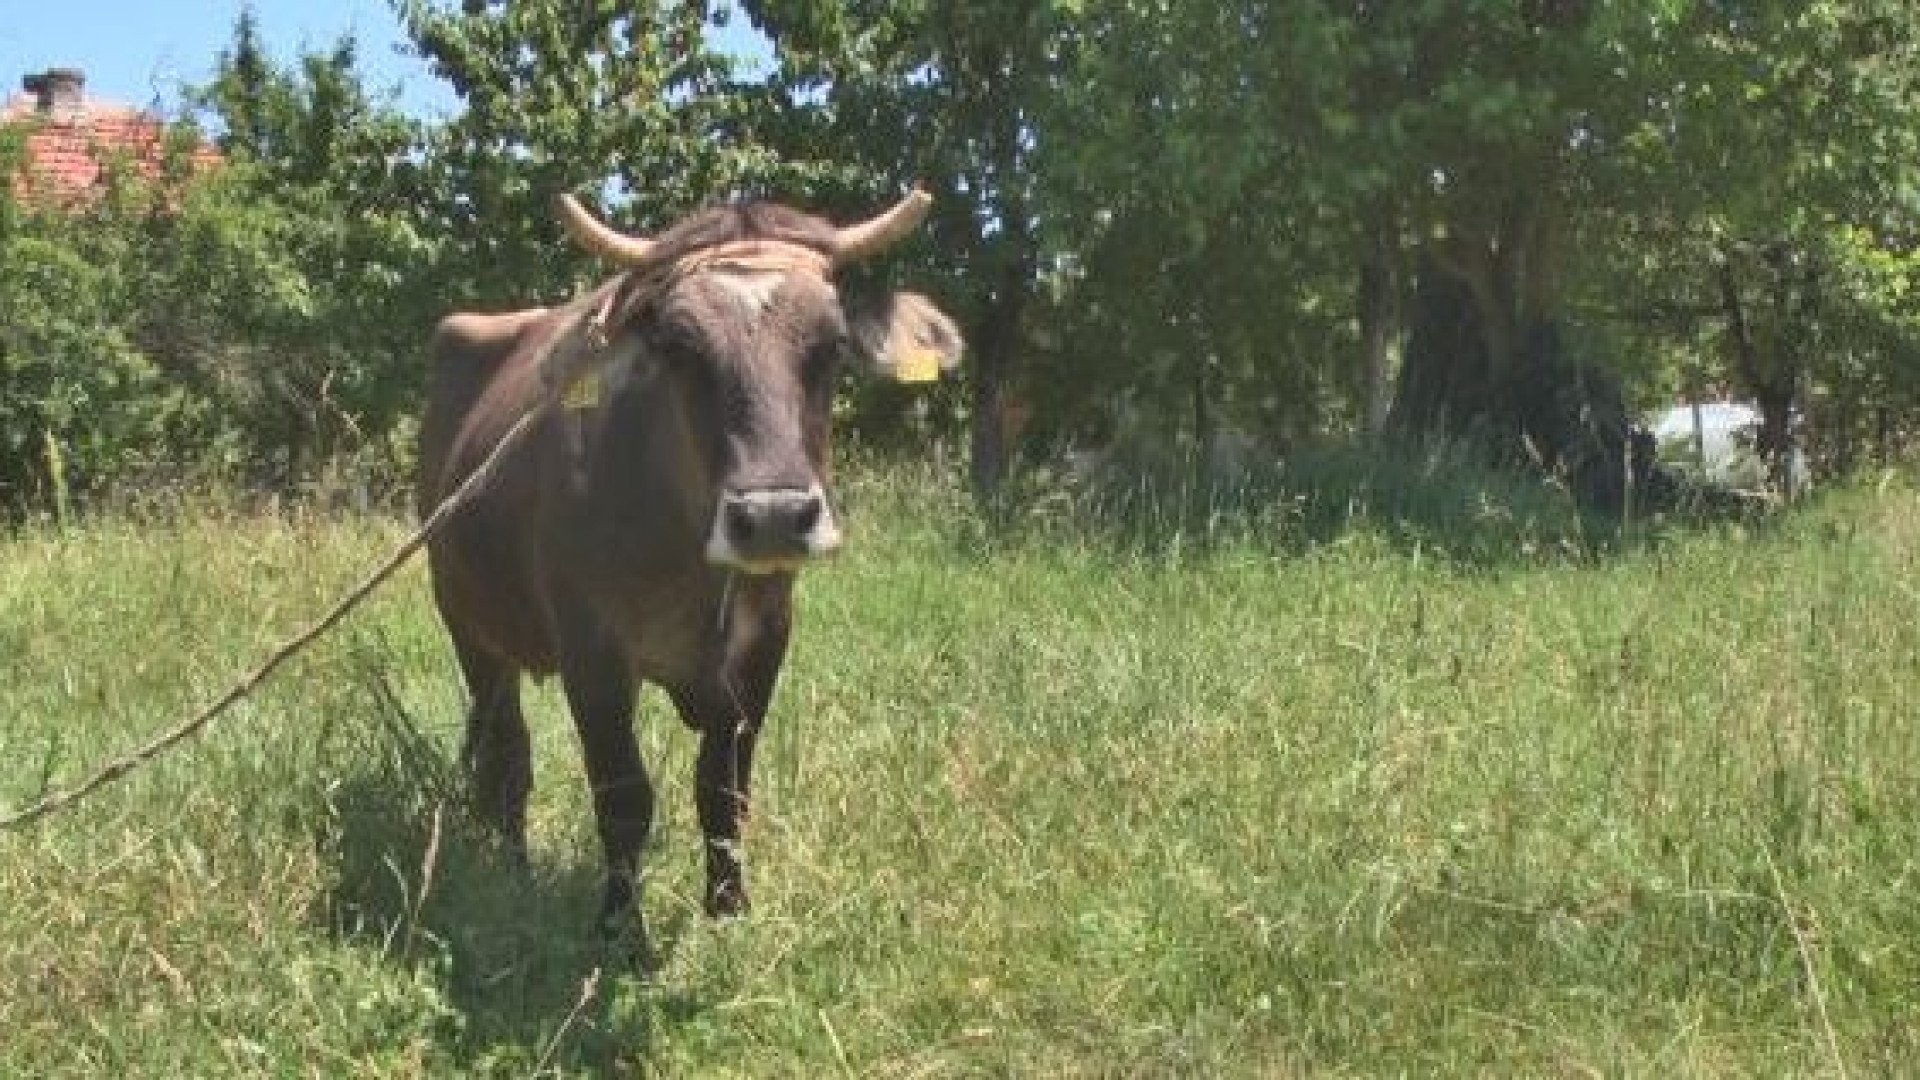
[2,465,1918,1075]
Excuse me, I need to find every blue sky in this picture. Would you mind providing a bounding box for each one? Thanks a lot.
[0,1,769,120]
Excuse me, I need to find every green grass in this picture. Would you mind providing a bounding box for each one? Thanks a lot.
[3,464,1920,1075]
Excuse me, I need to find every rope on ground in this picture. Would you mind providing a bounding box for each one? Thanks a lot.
[0,398,556,832]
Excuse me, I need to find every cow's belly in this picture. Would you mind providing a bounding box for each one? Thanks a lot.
[426,513,562,674]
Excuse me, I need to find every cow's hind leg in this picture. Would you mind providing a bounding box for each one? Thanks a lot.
[453,635,531,860]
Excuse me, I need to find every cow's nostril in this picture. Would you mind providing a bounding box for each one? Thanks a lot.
[793,497,822,535]
[718,488,831,566]
[725,501,760,546]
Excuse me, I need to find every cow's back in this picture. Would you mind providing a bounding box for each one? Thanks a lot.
[416,308,551,515]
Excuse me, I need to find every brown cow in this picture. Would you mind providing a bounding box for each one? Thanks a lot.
[416,190,961,944]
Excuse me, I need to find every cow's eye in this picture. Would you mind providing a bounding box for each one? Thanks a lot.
[806,340,845,381]
[645,331,704,378]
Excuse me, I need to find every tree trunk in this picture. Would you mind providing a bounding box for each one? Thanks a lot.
[968,252,1030,501]
[1357,231,1399,436]
[1387,248,1496,440]
[1717,255,1803,494]
[1191,349,1216,491]
[967,194,1044,499]
[1753,386,1796,492]
[968,335,1007,500]
[1389,241,1658,514]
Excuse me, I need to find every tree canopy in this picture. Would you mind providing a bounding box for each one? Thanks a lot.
[3,0,1918,512]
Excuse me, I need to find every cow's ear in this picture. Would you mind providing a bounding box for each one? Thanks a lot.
[849,291,963,384]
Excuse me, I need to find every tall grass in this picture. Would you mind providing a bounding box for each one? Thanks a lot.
[2,461,1917,1075]
[979,437,1632,567]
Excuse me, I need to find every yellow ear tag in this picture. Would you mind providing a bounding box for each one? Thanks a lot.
[893,348,943,384]
[561,370,602,410]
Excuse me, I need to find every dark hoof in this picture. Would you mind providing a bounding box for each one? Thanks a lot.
[704,882,750,919]
[597,910,655,971]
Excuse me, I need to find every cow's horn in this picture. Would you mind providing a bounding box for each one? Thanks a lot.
[828,189,932,264]
[555,193,660,266]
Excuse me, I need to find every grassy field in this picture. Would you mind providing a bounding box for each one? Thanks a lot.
[3,461,1919,1076]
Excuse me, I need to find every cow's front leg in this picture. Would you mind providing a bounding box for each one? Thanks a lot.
[695,720,760,916]
[678,582,790,917]
[557,620,650,939]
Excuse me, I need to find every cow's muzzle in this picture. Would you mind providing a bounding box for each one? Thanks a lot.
[706,485,842,574]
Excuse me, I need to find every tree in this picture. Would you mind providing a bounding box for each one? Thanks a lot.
[0,179,160,508]
[1047,1,1920,503]
[742,0,1063,497]
[397,0,808,307]
[1370,3,1920,499]
[1627,3,1920,488]
[1038,2,1370,458]
[186,17,436,486]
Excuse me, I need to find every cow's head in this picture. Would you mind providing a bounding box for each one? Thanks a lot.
[549,191,963,575]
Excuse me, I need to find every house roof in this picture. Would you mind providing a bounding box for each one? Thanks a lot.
[3,77,219,204]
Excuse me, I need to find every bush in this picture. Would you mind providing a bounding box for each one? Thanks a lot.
[0,220,171,509]
[0,98,435,515]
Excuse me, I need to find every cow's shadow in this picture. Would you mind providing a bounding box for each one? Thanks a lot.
[316,767,703,1070]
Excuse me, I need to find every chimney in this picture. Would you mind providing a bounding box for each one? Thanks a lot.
[22,67,85,116]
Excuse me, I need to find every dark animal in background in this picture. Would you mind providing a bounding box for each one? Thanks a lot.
[416,190,962,943]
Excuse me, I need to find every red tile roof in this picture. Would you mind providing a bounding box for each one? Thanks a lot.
[2,91,219,205]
